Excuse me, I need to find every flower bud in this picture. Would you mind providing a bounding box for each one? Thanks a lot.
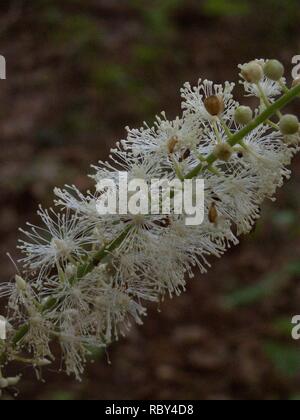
[35,358,51,367]
[0,378,8,388]
[6,376,21,387]
[213,143,233,161]
[279,114,299,135]
[15,275,27,291]
[264,59,285,81]
[204,95,224,116]
[208,203,218,224]
[234,106,253,125]
[241,61,264,83]
[167,136,179,154]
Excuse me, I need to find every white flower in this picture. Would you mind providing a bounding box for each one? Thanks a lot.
[54,185,100,219]
[18,207,93,280]
[22,311,53,361]
[181,79,238,122]
[59,328,91,381]
[91,281,146,343]
[122,113,201,165]
[205,168,262,234]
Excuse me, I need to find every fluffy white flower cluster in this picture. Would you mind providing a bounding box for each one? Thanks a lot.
[0,59,300,385]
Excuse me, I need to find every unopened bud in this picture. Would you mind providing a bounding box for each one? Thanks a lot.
[213,143,233,162]
[6,376,21,386]
[241,61,263,83]
[15,275,27,291]
[204,95,224,116]
[208,203,218,224]
[35,358,51,367]
[279,114,299,135]
[264,59,285,81]
[0,378,8,388]
[234,106,253,125]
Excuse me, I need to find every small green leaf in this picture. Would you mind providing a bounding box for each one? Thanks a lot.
[264,341,300,377]
[223,273,284,308]
[272,317,293,337]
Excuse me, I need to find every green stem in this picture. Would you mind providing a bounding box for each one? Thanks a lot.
[12,324,30,348]
[212,120,222,144]
[257,82,282,118]
[267,119,279,130]
[74,224,132,282]
[220,118,233,139]
[279,79,289,94]
[185,82,300,179]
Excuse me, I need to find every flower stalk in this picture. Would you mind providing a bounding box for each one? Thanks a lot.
[1,59,300,392]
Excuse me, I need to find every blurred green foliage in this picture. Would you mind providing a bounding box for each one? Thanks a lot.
[272,317,294,337]
[52,15,103,52]
[264,341,300,378]
[47,390,76,400]
[203,0,251,16]
[131,0,181,28]
[22,0,300,141]
[223,261,300,309]
[223,259,300,381]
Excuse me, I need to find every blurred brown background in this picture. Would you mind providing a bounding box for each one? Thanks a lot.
[1,0,300,400]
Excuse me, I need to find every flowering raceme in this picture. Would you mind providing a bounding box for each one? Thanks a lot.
[0,59,300,392]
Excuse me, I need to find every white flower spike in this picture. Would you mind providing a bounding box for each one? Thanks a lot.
[0,59,299,390]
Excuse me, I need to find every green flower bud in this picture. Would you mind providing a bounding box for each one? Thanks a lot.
[279,114,299,135]
[6,376,21,387]
[0,378,9,389]
[35,358,52,367]
[234,106,253,125]
[264,59,285,81]
[241,61,263,83]
[213,143,233,162]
